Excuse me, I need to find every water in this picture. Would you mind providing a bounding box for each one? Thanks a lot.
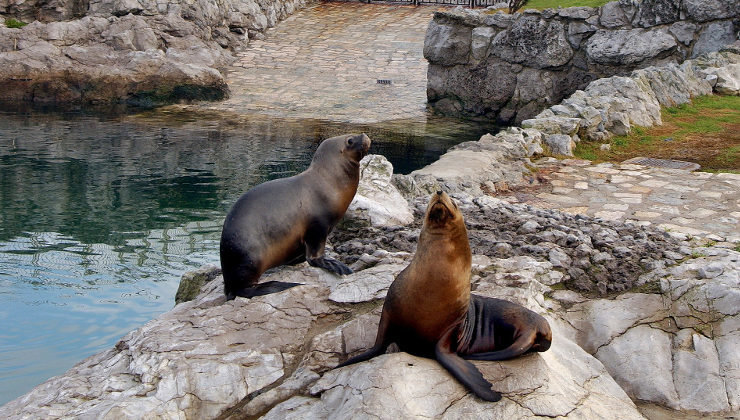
[0,107,497,405]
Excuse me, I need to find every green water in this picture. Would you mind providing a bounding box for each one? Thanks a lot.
[0,107,497,406]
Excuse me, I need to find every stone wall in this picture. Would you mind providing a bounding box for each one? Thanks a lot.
[0,0,313,105]
[425,0,739,124]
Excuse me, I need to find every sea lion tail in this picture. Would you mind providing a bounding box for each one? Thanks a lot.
[436,326,502,402]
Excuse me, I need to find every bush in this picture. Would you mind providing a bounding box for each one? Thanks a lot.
[508,0,530,13]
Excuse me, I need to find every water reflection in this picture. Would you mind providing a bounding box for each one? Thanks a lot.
[0,108,497,405]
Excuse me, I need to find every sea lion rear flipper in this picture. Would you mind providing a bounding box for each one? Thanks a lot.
[233,281,302,298]
[463,330,536,361]
[435,326,502,402]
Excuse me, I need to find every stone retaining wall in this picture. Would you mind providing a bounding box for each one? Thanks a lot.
[425,0,739,124]
[0,0,313,105]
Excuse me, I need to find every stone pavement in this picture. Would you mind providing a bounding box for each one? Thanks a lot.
[192,2,441,123]
[512,159,740,244]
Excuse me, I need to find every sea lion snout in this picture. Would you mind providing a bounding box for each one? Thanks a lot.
[344,133,372,161]
[425,191,462,228]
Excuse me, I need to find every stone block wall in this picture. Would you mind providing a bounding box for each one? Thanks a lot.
[425,0,739,124]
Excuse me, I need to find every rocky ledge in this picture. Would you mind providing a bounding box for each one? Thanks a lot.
[0,0,311,105]
[1,152,738,419]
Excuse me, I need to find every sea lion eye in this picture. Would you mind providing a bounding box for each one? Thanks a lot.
[347,137,354,146]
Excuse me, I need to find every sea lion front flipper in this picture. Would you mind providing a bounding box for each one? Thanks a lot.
[304,228,353,275]
[463,330,536,361]
[435,326,502,402]
[336,307,392,368]
[232,281,303,298]
[307,256,353,275]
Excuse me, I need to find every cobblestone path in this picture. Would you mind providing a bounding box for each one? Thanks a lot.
[518,159,740,244]
[193,3,440,123]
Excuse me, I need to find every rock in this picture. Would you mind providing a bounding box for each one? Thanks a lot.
[599,1,630,28]
[669,21,698,46]
[543,134,576,156]
[683,0,738,22]
[595,325,680,408]
[692,21,737,58]
[346,155,414,228]
[423,20,471,66]
[708,63,740,95]
[490,15,573,69]
[174,264,222,304]
[470,26,495,61]
[264,330,645,420]
[521,116,580,136]
[631,0,680,28]
[586,28,677,66]
[408,130,535,197]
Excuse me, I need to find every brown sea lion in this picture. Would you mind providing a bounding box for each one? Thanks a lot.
[220,133,371,300]
[336,191,552,402]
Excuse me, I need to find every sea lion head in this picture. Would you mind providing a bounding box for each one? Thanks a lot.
[424,190,465,233]
[312,133,372,167]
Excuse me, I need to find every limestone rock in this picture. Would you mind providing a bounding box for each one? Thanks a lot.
[423,20,471,66]
[683,0,738,22]
[631,0,680,28]
[586,28,677,66]
[491,15,573,69]
[264,329,645,419]
[599,1,630,28]
[543,134,576,156]
[174,264,222,304]
[346,155,414,228]
[408,129,535,196]
[692,21,737,58]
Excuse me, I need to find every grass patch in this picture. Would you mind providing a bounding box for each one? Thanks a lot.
[5,18,28,28]
[573,95,740,172]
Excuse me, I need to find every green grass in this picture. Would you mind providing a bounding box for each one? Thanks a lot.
[524,0,610,9]
[573,94,740,172]
[5,18,28,28]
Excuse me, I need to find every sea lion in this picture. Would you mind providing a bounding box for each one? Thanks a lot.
[220,133,371,300]
[336,191,552,402]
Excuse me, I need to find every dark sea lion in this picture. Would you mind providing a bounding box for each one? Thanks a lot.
[336,191,552,402]
[220,133,371,300]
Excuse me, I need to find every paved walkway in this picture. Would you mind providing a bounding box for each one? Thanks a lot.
[193,3,440,123]
[513,159,740,244]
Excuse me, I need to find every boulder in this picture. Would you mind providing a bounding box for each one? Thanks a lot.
[423,20,472,66]
[346,155,414,228]
[683,0,738,22]
[263,334,645,420]
[631,0,680,28]
[586,28,677,66]
[561,250,740,413]
[691,21,737,58]
[491,15,573,69]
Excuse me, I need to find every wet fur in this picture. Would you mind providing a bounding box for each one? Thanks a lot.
[220,133,371,300]
[336,192,552,402]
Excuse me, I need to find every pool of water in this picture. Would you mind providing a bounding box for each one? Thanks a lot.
[0,107,497,405]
